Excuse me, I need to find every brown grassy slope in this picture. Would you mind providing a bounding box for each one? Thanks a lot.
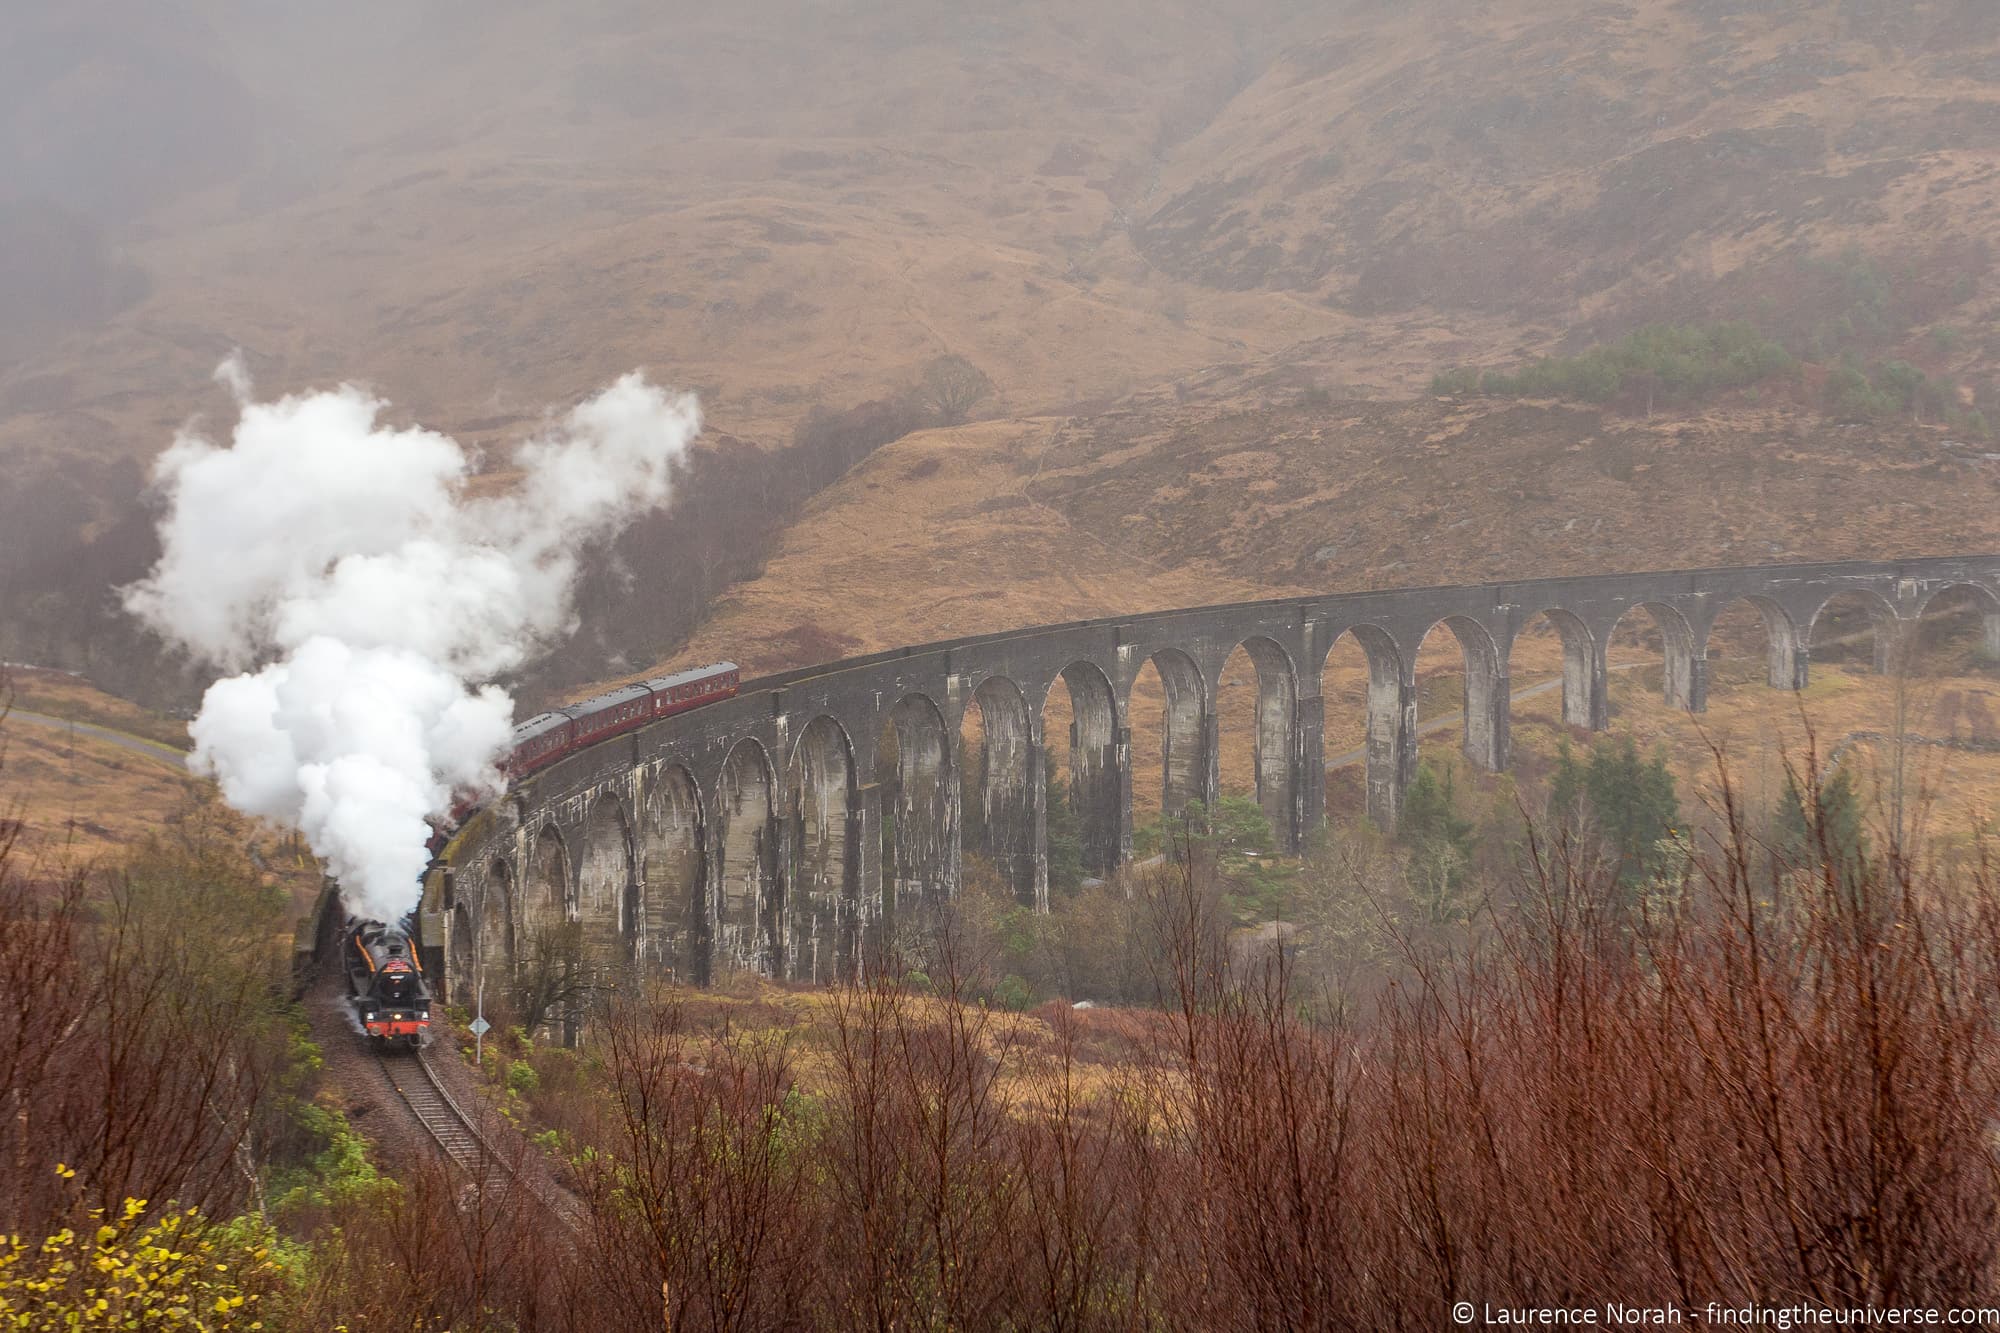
[7,669,191,752]
[0,0,1322,474]
[1359,629,2000,842]
[0,674,322,906]
[0,709,197,868]
[656,396,2000,680]
[654,416,1287,679]
[10,0,2000,532]
[1138,0,2000,335]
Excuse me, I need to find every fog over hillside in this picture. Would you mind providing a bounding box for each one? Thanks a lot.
[10,11,2000,1321]
[2,0,1995,699]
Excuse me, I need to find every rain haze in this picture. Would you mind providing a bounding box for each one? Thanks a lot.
[4,2,2000,1325]
[5,0,1992,703]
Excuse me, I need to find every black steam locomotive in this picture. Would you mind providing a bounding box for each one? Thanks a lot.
[344,917,433,1050]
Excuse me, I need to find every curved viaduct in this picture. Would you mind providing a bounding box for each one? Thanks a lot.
[429,556,2000,996]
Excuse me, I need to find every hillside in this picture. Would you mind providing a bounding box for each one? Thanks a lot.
[0,670,197,864]
[1139,0,2000,330]
[1,0,1996,693]
[662,397,1999,679]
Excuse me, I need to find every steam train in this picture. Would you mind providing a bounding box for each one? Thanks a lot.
[503,660,740,786]
[351,664,740,1049]
[436,661,741,838]
[345,916,433,1050]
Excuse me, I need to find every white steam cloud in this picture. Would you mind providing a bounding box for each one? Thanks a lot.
[125,357,701,923]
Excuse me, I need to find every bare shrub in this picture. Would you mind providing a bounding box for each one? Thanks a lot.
[289,1154,576,1332]
[912,354,993,426]
[576,992,816,1332]
[509,919,594,1037]
[511,759,2000,1327]
[0,798,294,1237]
[21,720,1991,1328]
[819,938,1026,1327]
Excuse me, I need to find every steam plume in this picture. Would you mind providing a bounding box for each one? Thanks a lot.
[125,357,700,922]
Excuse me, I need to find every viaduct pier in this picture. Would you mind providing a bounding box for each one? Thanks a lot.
[430,556,2000,995]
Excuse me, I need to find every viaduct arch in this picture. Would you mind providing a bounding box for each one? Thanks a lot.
[433,555,2000,990]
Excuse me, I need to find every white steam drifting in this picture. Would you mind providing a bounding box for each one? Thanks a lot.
[125,357,701,922]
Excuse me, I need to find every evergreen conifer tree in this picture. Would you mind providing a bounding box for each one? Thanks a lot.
[1776,765,1869,884]
[1583,733,1680,888]
[1549,733,1681,891]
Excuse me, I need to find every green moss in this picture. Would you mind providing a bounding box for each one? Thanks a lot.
[1467,322,1795,408]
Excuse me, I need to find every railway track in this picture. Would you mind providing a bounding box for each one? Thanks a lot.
[376,1046,579,1233]
[312,891,577,1231]
[377,1046,514,1192]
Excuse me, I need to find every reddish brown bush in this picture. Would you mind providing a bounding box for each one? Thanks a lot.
[17,739,1996,1331]
[520,766,2000,1330]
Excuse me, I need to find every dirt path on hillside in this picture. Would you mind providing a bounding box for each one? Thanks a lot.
[7,708,188,769]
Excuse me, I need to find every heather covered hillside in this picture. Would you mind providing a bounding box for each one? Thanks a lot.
[8,6,2000,1321]
[1,0,1995,696]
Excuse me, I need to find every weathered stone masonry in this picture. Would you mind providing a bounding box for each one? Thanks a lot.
[432,556,2000,998]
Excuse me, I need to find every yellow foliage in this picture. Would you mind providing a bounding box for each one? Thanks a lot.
[0,1175,278,1330]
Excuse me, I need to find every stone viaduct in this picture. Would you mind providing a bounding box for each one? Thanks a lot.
[428,555,2000,999]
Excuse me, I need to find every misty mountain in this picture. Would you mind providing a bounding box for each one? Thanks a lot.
[0,0,1994,694]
